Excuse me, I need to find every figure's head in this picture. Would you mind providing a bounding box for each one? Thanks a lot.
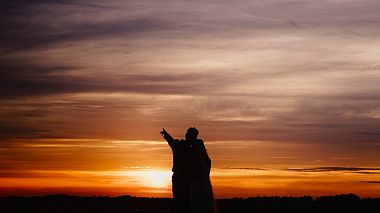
[185,127,199,140]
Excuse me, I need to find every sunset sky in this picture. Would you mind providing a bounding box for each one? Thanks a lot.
[1,0,380,198]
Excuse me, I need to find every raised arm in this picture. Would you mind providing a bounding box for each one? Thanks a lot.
[160,128,176,146]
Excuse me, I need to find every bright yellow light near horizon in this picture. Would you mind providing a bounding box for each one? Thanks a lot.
[139,170,172,188]
[95,169,173,189]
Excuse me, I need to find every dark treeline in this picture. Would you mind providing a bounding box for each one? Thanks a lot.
[1,193,379,213]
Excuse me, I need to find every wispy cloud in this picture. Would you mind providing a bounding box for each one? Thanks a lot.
[287,167,380,173]
[355,131,380,136]
[0,56,243,98]
[2,18,167,53]
[222,167,266,170]
[360,181,380,184]
[354,172,380,175]
[0,125,50,140]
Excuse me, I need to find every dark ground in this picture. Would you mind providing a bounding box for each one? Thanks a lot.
[1,194,379,213]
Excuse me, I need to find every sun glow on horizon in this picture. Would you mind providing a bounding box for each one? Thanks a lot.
[139,170,172,188]
[111,169,172,189]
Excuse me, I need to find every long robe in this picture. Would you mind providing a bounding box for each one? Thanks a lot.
[189,139,215,213]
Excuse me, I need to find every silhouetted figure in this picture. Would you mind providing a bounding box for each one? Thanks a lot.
[161,127,215,213]
[187,127,215,213]
[161,128,192,213]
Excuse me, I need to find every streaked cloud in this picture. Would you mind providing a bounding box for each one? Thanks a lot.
[360,181,380,184]
[287,167,380,173]
[222,167,266,170]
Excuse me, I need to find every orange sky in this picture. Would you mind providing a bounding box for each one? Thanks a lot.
[1,138,379,198]
[1,0,380,197]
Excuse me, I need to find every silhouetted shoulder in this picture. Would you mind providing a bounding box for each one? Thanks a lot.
[197,139,205,146]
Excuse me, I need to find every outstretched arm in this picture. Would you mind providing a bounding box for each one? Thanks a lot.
[160,128,175,146]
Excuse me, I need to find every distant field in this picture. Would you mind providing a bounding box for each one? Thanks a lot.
[1,194,379,213]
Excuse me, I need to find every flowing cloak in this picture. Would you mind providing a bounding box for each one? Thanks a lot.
[189,139,215,213]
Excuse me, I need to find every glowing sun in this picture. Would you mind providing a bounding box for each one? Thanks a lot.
[140,170,172,188]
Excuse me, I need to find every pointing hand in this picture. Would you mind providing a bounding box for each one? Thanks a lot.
[160,128,167,136]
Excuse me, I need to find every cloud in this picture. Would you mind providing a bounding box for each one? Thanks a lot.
[1,18,167,53]
[0,57,241,98]
[0,125,50,141]
[1,0,380,146]
[0,170,73,178]
[0,1,173,54]
[4,0,380,53]
[355,131,380,136]
[360,181,380,184]
[1,0,113,10]
[222,167,266,170]
[354,172,380,175]
[287,167,380,173]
